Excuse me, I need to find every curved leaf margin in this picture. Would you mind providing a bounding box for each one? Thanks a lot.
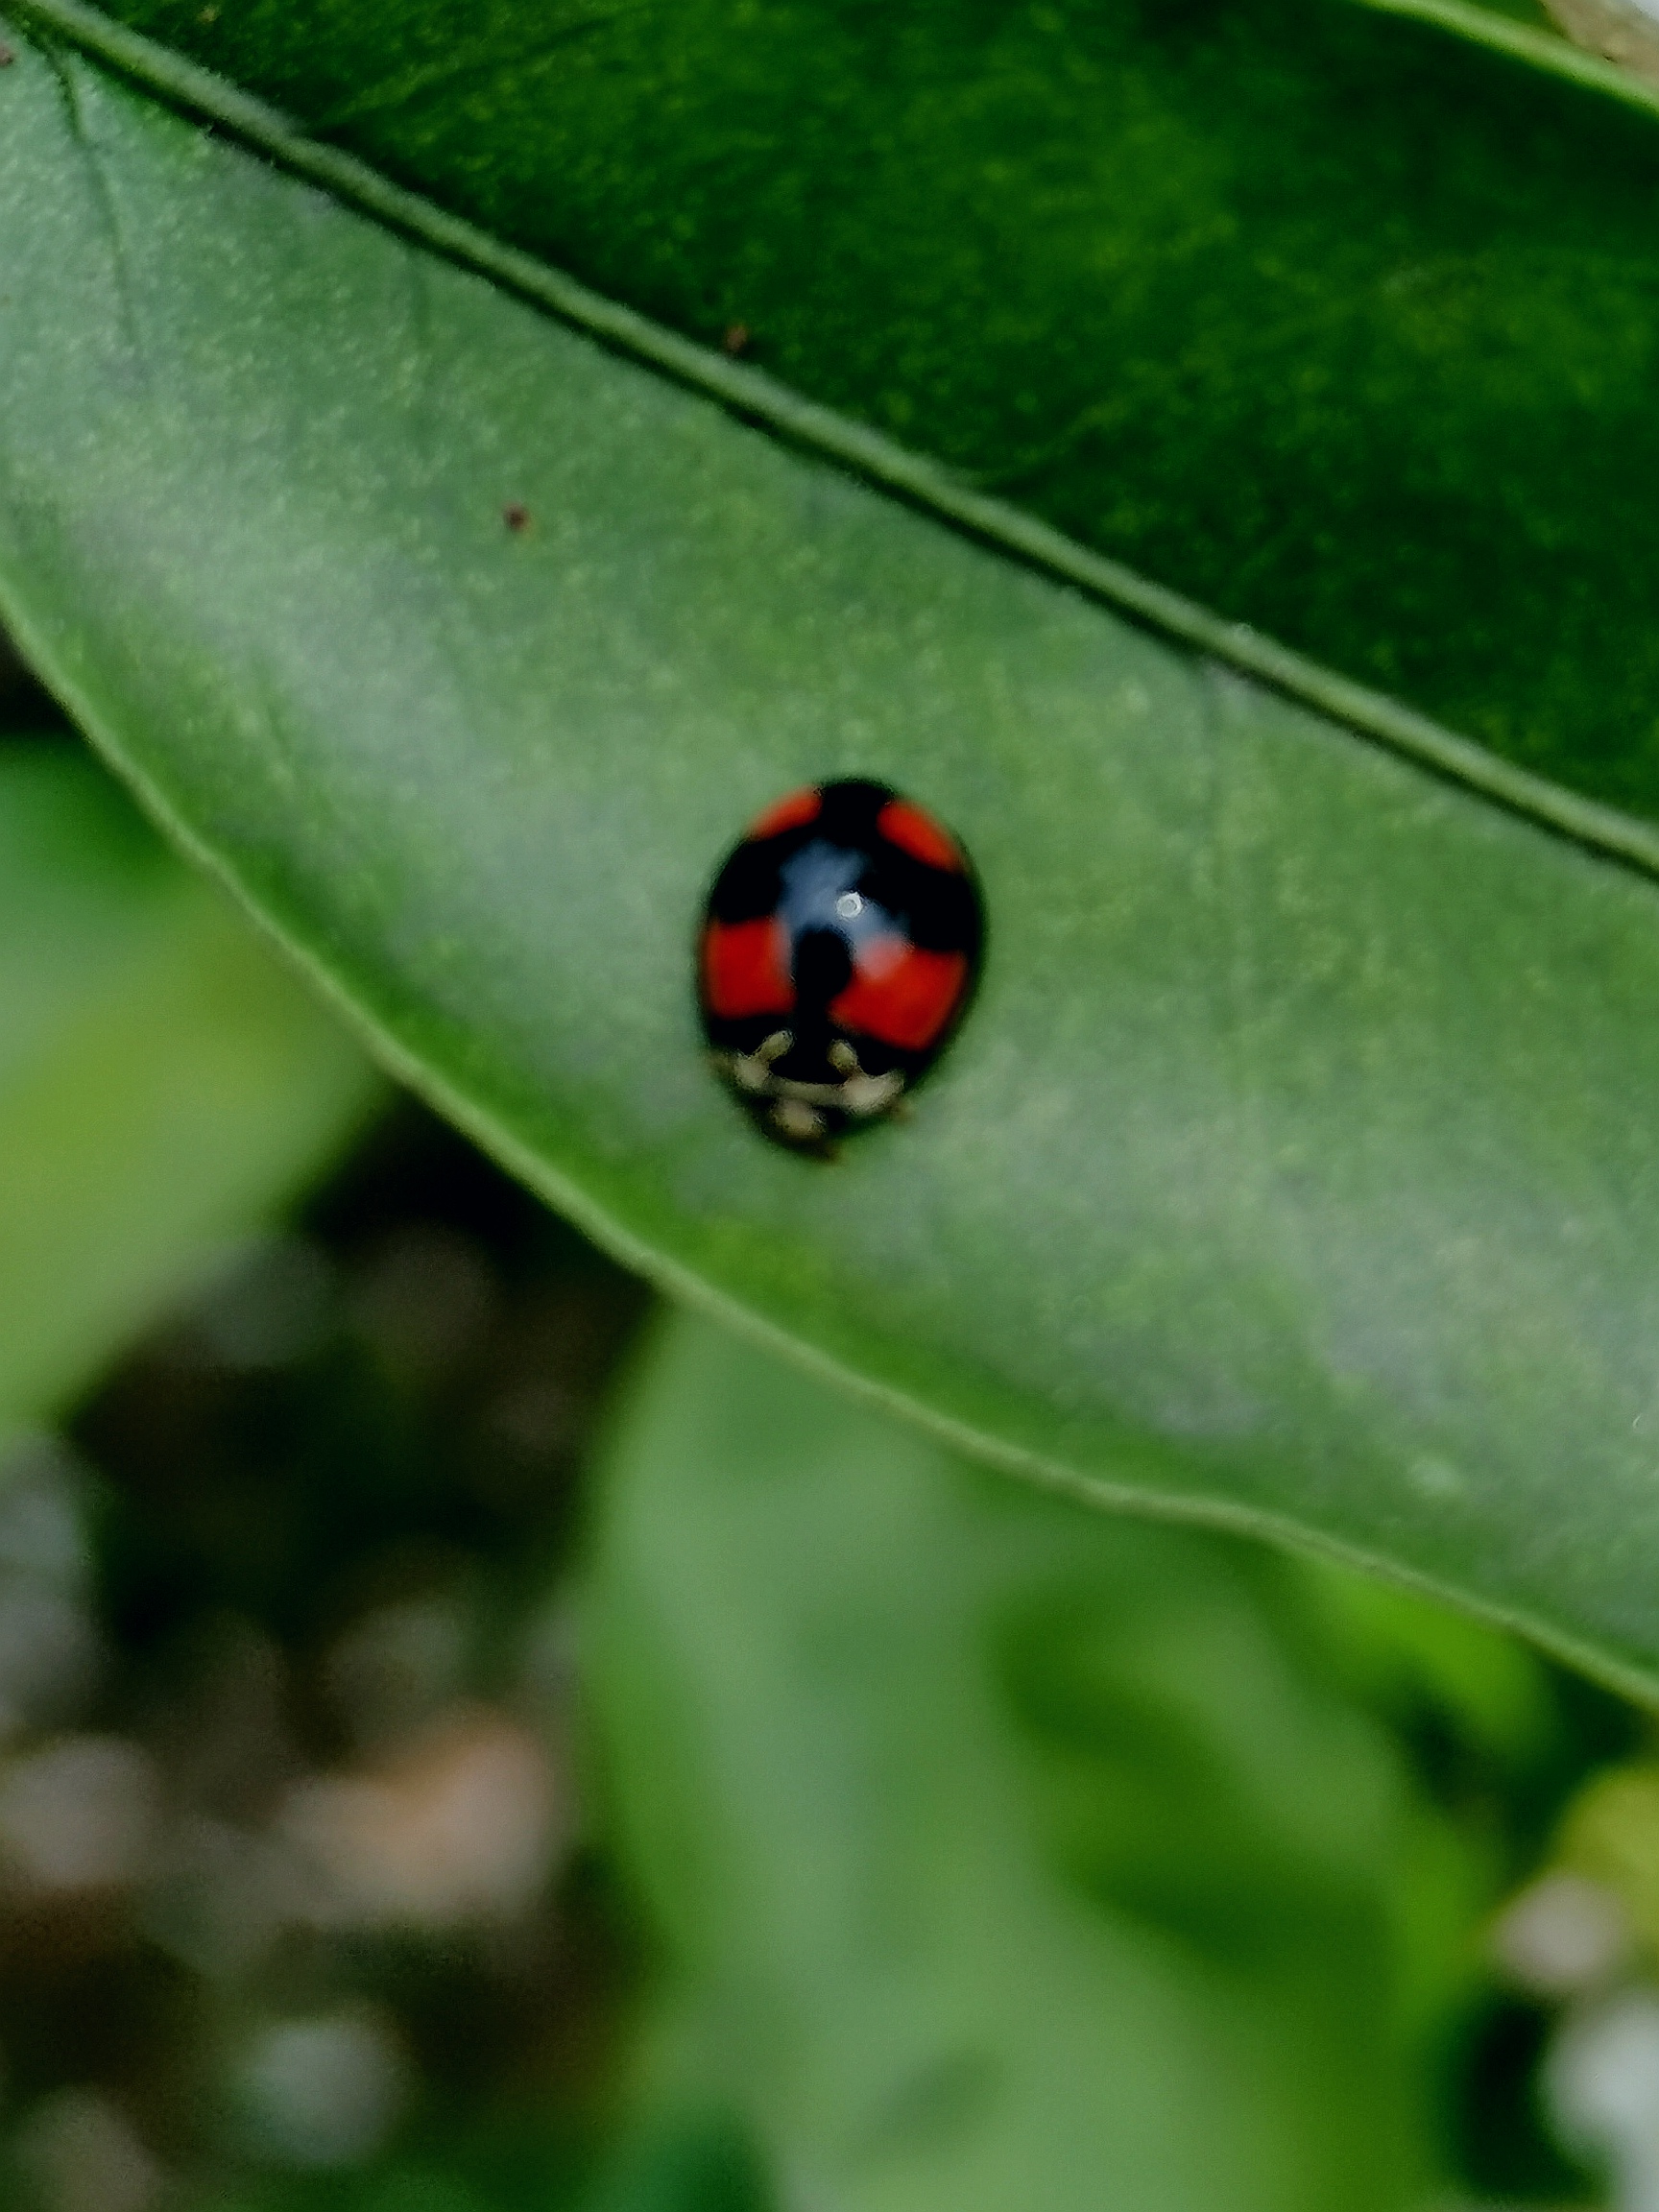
[8,3,1659,1706]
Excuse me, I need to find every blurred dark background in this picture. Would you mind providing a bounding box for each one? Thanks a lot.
[0,1089,650,2212]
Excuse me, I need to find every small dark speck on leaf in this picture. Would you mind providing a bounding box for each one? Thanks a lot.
[504,503,532,534]
[0,44,15,65]
[722,324,751,356]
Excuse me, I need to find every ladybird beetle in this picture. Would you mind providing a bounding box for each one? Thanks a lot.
[698,778,984,1150]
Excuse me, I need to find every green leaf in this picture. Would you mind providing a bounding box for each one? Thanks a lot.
[9,14,1659,1691]
[0,741,378,1431]
[583,1309,1443,2212]
[579,2117,772,2212]
[69,0,1659,815]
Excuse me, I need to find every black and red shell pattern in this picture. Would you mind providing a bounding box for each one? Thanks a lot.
[698,778,984,1149]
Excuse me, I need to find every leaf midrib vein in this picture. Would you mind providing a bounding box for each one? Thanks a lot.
[11,0,1659,892]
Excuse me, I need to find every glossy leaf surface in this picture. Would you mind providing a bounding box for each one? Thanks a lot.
[584,1310,1432,2212]
[7,23,1659,1689]
[92,0,1659,815]
[0,741,377,1431]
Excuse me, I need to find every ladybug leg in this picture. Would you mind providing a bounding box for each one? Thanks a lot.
[826,1037,904,1118]
[728,1028,794,1096]
[768,1096,828,1145]
[841,1070,906,1118]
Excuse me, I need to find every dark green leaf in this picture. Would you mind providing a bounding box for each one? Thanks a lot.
[7,19,1659,1689]
[79,0,1659,815]
[578,2116,772,2212]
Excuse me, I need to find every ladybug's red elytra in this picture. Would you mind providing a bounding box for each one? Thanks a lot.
[698,778,984,1151]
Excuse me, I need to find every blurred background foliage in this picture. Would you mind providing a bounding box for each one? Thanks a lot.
[9,628,1659,2212]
